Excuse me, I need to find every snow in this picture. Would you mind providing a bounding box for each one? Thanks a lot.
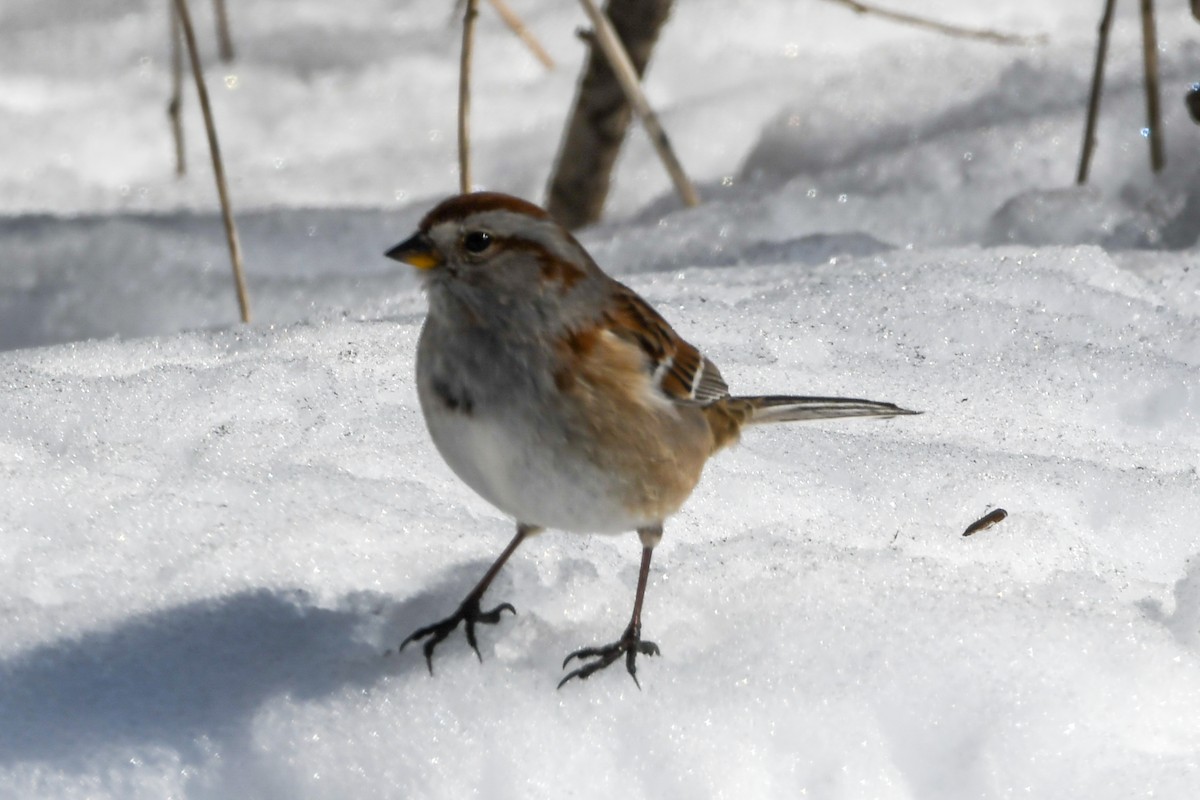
[2,0,1199,797]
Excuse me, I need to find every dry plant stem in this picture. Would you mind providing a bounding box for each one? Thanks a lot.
[823,0,1045,46]
[486,0,555,70]
[458,0,479,194]
[173,0,251,323]
[545,0,673,229]
[1077,0,1117,184]
[213,0,235,62]
[168,0,186,176]
[577,0,698,209]
[1139,0,1165,172]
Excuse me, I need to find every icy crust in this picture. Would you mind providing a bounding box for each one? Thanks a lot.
[2,243,1199,798]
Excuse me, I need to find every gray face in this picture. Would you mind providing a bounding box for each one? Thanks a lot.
[419,207,609,335]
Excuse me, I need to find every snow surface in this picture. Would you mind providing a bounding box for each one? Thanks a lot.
[2,0,1199,797]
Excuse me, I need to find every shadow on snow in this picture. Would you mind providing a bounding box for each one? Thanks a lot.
[0,587,424,769]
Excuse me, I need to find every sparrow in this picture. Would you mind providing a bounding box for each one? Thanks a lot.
[385,192,917,688]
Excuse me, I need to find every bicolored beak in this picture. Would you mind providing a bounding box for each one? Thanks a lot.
[385,232,442,270]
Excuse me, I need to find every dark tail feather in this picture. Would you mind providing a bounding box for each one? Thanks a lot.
[734,395,920,425]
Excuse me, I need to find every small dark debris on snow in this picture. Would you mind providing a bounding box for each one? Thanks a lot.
[963,508,1008,537]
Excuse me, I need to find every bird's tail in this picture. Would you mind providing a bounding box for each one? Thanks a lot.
[732,395,920,426]
[703,395,919,451]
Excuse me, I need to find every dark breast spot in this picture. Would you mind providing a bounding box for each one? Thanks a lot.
[432,378,474,415]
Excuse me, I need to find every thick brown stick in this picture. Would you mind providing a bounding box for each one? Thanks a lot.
[173,0,251,323]
[546,0,674,229]
[458,0,479,194]
[1077,0,1117,184]
[486,0,555,70]
[577,0,697,210]
[213,0,235,62]
[823,0,1045,46]
[168,0,186,176]
[1139,0,1165,172]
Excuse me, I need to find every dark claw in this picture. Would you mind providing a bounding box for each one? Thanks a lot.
[561,646,600,670]
[466,603,516,660]
[464,617,480,661]
[557,625,659,690]
[478,602,517,624]
[398,596,517,674]
[422,635,445,674]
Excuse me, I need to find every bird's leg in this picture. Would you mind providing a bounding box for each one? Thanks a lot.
[400,523,537,673]
[559,526,662,689]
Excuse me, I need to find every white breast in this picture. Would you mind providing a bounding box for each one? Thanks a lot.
[421,400,648,534]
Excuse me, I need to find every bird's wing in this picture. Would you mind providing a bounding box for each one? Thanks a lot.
[600,285,729,406]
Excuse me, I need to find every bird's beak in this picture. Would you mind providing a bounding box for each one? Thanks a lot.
[385,233,442,270]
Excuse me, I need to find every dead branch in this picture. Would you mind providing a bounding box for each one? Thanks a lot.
[577,0,697,210]
[822,0,1046,46]
[486,0,555,70]
[458,0,479,193]
[1077,0,1117,184]
[545,0,676,229]
[173,0,251,323]
[168,0,186,176]
[213,0,235,62]
[1139,0,1165,172]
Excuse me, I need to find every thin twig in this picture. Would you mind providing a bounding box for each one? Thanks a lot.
[577,0,699,208]
[486,0,555,70]
[1077,0,1117,184]
[173,0,251,323]
[213,0,235,62]
[822,0,1045,46]
[1139,0,1165,172]
[458,0,479,194]
[168,0,186,176]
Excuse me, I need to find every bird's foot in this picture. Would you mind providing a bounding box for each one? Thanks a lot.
[558,623,659,689]
[399,595,516,674]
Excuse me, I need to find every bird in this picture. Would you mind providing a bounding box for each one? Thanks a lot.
[385,191,918,688]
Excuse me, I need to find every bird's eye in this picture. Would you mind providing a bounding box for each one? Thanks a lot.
[463,231,492,254]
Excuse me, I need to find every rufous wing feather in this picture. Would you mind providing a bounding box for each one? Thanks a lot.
[601,286,729,406]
